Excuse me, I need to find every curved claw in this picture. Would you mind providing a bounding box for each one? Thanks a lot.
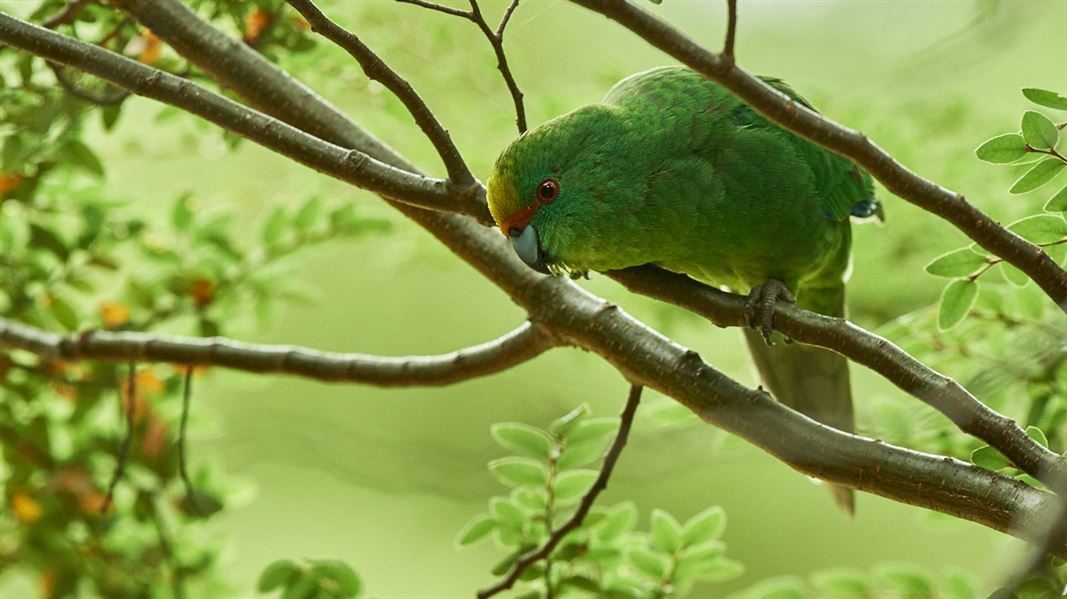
[744,279,796,345]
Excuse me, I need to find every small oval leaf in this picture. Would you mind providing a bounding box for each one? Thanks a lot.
[491,423,554,458]
[650,509,683,554]
[971,445,1011,471]
[488,457,548,487]
[937,279,978,330]
[924,248,987,278]
[682,505,726,546]
[1021,111,1059,149]
[974,133,1028,163]
[456,513,496,546]
[1045,186,1067,212]
[1008,215,1067,244]
[1023,88,1067,110]
[1010,158,1065,194]
[257,559,301,592]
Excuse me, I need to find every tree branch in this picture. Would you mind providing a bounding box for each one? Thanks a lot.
[607,266,1067,492]
[0,318,557,387]
[395,0,528,133]
[0,14,487,220]
[722,0,737,61]
[569,0,1067,312]
[8,5,1065,552]
[42,0,93,29]
[285,0,476,187]
[479,384,643,598]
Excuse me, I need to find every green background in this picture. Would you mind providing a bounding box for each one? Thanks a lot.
[5,0,1067,596]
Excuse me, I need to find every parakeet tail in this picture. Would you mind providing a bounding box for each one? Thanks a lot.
[741,284,855,515]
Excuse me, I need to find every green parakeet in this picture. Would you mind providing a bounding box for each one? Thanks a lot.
[486,67,882,513]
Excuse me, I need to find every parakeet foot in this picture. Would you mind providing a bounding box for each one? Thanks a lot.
[744,279,795,345]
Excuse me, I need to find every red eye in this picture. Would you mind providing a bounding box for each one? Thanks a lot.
[537,179,559,203]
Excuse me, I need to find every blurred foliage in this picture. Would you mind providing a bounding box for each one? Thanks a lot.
[2,0,1067,597]
[458,404,745,598]
[1,3,384,596]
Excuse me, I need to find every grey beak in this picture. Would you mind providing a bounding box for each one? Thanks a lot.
[508,225,550,274]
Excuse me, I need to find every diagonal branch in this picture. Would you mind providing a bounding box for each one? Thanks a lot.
[0,14,487,220]
[0,319,558,387]
[607,266,1067,492]
[479,384,643,598]
[569,0,1067,311]
[285,0,476,187]
[8,5,1066,552]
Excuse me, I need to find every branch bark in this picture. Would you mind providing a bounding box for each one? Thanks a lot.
[0,14,486,219]
[569,0,1067,312]
[285,0,476,186]
[0,319,557,387]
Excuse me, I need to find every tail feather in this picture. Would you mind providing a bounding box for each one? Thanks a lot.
[742,286,855,514]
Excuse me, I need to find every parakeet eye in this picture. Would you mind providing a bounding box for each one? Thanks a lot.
[537,179,559,203]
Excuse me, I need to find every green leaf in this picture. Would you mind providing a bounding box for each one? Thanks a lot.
[696,557,745,582]
[548,404,591,438]
[2,134,24,172]
[172,194,194,230]
[49,295,80,331]
[257,560,301,592]
[456,513,495,546]
[1010,158,1065,194]
[567,417,619,444]
[1000,263,1031,287]
[1021,111,1059,149]
[554,469,597,505]
[875,563,934,597]
[488,457,547,487]
[595,501,637,542]
[279,574,317,599]
[974,133,1028,163]
[490,423,554,458]
[1023,88,1067,110]
[556,439,605,470]
[675,541,726,579]
[1025,425,1049,448]
[263,207,288,245]
[650,509,683,554]
[937,279,978,331]
[65,140,105,177]
[942,568,977,599]
[971,445,1011,471]
[1008,215,1067,244]
[489,497,527,529]
[307,560,361,597]
[294,196,323,230]
[924,248,987,278]
[1045,186,1067,212]
[809,567,868,598]
[510,486,546,511]
[682,505,726,546]
[733,576,805,599]
[628,549,667,579]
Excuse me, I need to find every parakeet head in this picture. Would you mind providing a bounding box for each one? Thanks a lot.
[487,105,632,276]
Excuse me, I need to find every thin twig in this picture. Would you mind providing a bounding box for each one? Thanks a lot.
[395,0,470,19]
[286,0,475,186]
[722,0,737,61]
[178,366,201,515]
[468,0,527,133]
[43,0,93,29]
[101,361,137,516]
[478,384,643,598]
[395,0,527,133]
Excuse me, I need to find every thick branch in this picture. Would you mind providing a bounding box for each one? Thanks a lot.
[285,0,475,186]
[569,0,1067,311]
[7,6,1065,550]
[0,319,556,387]
[608,266,1067,491]
[0,14,487,219]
